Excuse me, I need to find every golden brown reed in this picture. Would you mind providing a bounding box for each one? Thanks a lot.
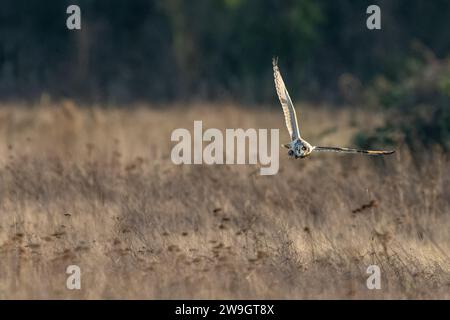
[0,101,448,299]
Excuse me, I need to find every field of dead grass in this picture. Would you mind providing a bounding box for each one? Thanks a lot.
[0,101,449,299]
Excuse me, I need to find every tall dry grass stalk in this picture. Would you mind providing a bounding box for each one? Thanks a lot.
[0,101,448,299]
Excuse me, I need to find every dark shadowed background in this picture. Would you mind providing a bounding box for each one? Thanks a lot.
[0,0,449,150]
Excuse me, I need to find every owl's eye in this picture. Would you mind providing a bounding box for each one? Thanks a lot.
[302,146,307,151]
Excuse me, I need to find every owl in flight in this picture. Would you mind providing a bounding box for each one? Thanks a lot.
[273,58,395,159]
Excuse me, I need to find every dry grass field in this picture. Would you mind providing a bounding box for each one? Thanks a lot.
[0,101,449,299]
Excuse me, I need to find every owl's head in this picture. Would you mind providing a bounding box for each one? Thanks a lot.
[283,139,313,159]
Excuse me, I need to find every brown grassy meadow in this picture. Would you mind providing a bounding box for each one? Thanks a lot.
[0,101,449,299]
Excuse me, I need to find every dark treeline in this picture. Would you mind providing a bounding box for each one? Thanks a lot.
[1,0,450,104]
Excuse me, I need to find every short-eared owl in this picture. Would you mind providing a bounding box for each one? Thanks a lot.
[273,58,395,159]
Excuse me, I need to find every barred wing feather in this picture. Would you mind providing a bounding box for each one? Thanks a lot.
[314,146,395,155]
[273,58,300,140]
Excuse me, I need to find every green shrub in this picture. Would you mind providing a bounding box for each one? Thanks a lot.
[356,52,450,152]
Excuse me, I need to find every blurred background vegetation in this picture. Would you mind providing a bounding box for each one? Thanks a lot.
[0,0,449,150]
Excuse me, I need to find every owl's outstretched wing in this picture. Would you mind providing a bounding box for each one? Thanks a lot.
[273,57,300,141]
[313,146,395,155]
